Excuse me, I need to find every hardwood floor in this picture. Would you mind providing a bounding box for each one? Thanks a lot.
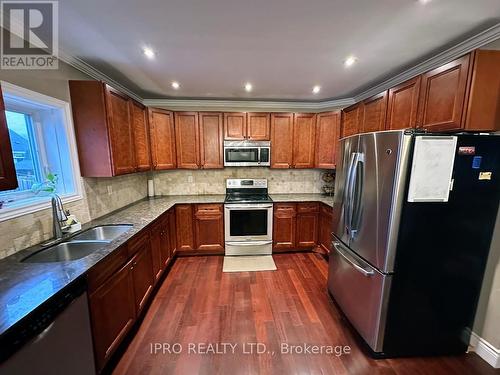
[112,253,498,375]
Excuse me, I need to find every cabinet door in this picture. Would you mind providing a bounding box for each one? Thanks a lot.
[89,260,136,372]
[129,100,151,171]
[0,86,17,191]
[273,203,296,251]
[176,204,195,251]
[168,208,177,255]
[319,204,333,254]
[247,112,271,140]
[199,112,223,169]
[150,222,163,283]
[361,91,388,133]
[175,112,199,169]
[224,112,247,140]
[270,113,294,168]
[130,241,154,316]
[386,76,421,130]
[417,54,471,131]
[149,108,176,170]
[296,203,319,248]
[104,86,135,175]
[194,204,224,252]
[160,215,171,266]
[293,113,316,168]
[341,103,362,138]
[315,111,340,169]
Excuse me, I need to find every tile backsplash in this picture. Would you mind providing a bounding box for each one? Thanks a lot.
[153,168,326,195]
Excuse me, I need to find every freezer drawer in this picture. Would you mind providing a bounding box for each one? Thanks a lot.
[328,239,391,352]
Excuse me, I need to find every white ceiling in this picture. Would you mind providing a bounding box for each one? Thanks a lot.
[58,0,500,101]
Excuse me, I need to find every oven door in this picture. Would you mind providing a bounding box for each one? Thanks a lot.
[224,204,273,242]
[224,147,260,166]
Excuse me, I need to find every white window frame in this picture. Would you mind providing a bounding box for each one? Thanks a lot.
[0,81,83,222]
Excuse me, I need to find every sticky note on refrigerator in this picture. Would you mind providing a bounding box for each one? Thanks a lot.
[407,136,457,203]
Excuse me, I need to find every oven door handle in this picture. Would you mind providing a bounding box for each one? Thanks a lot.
[225,204,273,209]
[225,240,273,246]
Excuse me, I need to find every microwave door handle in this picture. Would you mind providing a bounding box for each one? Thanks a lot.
[258,148,261,164]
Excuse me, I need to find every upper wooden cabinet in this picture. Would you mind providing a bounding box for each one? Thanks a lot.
[129,100,151,172]
[69,81,136,177]
[149,108,176,170]
[175,112,200,169]
[270,113,294,168]
[292,113,316,168]
[199,112,224,169]
[0,85,18,191]
[464,50,500,132]
[224,112,271,140]
[224,112,247,140]
[361,91,388,133]
[386,76,421,130]
[315,111,340,169]
[341,103,362,138]
[417,54,472,132]
[247,113,271,140]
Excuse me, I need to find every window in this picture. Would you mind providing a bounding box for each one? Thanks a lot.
[0,82,82,220]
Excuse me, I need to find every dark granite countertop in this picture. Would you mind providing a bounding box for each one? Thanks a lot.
[0,193,333,339]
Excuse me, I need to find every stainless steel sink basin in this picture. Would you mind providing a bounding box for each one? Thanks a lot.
[22,241,106,263]
[70,224,132,242]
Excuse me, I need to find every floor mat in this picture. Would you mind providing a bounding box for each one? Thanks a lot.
[222,255,277,272]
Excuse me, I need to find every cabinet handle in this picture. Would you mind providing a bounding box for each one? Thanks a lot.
[131,266,134,270]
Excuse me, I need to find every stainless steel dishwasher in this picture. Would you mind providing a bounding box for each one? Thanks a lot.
[0,279,96,374]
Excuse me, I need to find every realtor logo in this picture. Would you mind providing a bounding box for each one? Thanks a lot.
[1,1,58,69]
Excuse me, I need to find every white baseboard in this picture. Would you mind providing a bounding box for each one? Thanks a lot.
[469,332,500,368]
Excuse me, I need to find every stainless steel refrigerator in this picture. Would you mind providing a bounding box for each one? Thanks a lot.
[328,130,500,357]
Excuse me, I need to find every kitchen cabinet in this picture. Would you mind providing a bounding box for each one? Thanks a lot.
[341,103,362,138]
[149,108,176,170]
[386,76,421,130]
[315,111,340,169]
[270,113,294,168]
[176,204,195,251]
[150,220,164,283]
[199,112,224,169]
[129,238,154,316]
[0,85,17,191]
[129,100,151,171]
[194,204,224,253]
[175,112,200,169]
[168,208,177,255]
[296,203,319,248]
[273,203,297,251]
[89,258,136,372]
[417,54,471,132]
[292,113,316,168]
[224,112,247,140]
[247,112,271,140]
[318,204,334,254]
[69,81,136,177]
[361,91,388,133]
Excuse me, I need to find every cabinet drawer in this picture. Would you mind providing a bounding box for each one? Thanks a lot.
[127,230,150,257]
[320,204,333,216]
[87,244,128,293]
[297,202,319,213]
[274,203,296,212]
[195,204,223,215]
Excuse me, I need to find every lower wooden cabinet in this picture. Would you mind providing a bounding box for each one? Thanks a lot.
[194,204,224,252]
[89,258,136,372]
[273,203,297,251]
[168,208,177,255]
[176,204,195,251]
[296,203,319,248]
[318,204,334,254]
[130,241,154,315]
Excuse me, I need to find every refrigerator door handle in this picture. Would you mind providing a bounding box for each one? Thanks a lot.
[350,153,365,239]
[344,153,357,237]
[333,241,374,277]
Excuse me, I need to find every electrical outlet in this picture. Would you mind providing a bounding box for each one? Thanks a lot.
[107,185,113,195]
[187,176,194,183]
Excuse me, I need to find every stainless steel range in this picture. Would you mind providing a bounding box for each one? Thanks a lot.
[224,179,273,256]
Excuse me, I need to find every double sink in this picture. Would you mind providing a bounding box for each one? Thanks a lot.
[22,225,133,263]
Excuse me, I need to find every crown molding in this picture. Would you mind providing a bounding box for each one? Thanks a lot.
[142,97,355,112]
[58,50,143,102]
[354,22,500,102]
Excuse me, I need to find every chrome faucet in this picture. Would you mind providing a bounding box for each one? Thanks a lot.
[51,194,68,240]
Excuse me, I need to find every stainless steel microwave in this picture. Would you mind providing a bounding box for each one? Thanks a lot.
[223,141,270,167]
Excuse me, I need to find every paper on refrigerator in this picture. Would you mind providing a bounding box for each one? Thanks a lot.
[407,136,457,202]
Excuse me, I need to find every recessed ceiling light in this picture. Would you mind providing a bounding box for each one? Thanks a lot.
[418,0,431,4]
[244,83,253,92]
[171,81,180,89]
[312,85,321,94]
[142,47,155,59]
[344,56,357,67]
